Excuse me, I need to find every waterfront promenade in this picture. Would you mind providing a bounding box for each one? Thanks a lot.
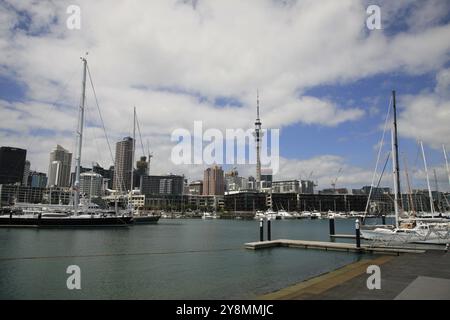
[260,251,450,300]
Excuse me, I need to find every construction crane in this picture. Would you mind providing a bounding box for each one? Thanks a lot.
[331,168,343,191]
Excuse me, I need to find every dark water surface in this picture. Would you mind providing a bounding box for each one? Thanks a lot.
[0,218,384,299]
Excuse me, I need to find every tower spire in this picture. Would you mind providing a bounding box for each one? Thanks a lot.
[253,89,263,190]
[256,89,260,121]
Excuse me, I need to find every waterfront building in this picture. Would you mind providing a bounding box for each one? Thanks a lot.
[272,180,300,194]
[80,171,103,198]
[44,187,72,205]
[271,193,298,211]
[300,180,315,194]
[0,184,44,206]
[224,190,266,212]
[187,180,203,195]
[203,165,224,195]
[140,174,184,195]
[113,137,133,192]
[28,171,48,188]
[47,145,72,187]
[0,146,27,185]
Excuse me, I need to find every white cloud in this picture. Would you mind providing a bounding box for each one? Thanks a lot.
[0,0,450,188]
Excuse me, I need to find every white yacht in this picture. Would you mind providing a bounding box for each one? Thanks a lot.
[277,209,295,219]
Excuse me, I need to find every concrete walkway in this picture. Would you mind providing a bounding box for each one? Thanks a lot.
[260,251,450,300]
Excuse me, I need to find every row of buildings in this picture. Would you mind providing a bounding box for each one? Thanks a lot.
[1,143,449,214]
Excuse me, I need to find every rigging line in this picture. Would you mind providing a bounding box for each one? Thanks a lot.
[84,100,105,168]
[86,64,115,168]
[135,109,146,157]
[86,64,126,194]
[364,95,392,219]
[363,151,391,223]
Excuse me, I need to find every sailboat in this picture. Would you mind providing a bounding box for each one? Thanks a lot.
[0,56,133,227]
[360,91,450,244]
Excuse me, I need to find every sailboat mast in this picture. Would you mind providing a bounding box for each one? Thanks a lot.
[420,141,435,216]
[392,90,402,211]
[391,128,399,228]
[74,56,87,216]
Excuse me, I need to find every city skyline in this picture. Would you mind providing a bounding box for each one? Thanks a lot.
[0,1,450,192]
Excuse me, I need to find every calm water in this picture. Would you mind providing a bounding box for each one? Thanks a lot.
[0,218,385,299]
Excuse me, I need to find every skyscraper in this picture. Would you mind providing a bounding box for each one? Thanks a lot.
[203,165,224,195]
[22,160,30,186]
[113,137,133,192]
[80,171,103,198]
[0,146,26,185]
[47,145,72,187]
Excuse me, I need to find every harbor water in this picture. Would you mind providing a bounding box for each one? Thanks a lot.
[0,218,386,299]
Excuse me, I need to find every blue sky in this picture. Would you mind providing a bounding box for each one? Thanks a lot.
[0,0,450,191]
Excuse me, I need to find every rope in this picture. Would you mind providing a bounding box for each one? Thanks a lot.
[0,247,242,262]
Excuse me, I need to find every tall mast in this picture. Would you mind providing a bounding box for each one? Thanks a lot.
[392,90,402,211]
[443,145,450,187]
[391,128,399,228]
[420,141,435,216]
[74,56,87,215]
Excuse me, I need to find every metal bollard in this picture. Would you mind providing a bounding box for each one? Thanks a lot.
[382,215,386,225]
[259,218,264,242]
[329,218,335,236]
[267,218,271,241]
[355,218,361,249]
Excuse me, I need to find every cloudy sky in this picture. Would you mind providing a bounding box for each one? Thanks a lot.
[0,0,449,191]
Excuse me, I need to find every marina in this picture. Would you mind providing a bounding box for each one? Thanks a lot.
[0,218,379,299]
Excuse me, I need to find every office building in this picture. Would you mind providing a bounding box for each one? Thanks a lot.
[140,174,184,195]
[113,137,133,192]
[22,160,30,186]
[0,146,27,185]
[80,171,103,198]
[47,145,72,187]
[203,165,224,195]
[29,171,48,188]
[272,180,300,193]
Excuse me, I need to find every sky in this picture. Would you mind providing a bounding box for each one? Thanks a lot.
[0,0,449,192]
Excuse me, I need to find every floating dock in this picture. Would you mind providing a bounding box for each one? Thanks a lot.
[244,239,436,255]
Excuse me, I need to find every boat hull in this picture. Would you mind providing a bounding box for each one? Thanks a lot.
[132,216,160,224]
[0,216,133,228]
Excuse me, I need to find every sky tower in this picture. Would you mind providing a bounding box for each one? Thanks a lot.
[253,90,263,190]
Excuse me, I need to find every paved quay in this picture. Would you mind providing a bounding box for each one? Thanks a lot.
[259,251,450,300]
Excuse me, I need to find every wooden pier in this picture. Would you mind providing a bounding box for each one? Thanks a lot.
[245,239,430,255]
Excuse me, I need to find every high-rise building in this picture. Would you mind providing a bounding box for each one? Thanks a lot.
[47,145,72,187]
[203,165,224,195]
[0,146,27,185]
[113,137,133,192]
[28,171,48,188]
[80,171,103,198]
[187,180,203,195]
[22,160,30,186]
